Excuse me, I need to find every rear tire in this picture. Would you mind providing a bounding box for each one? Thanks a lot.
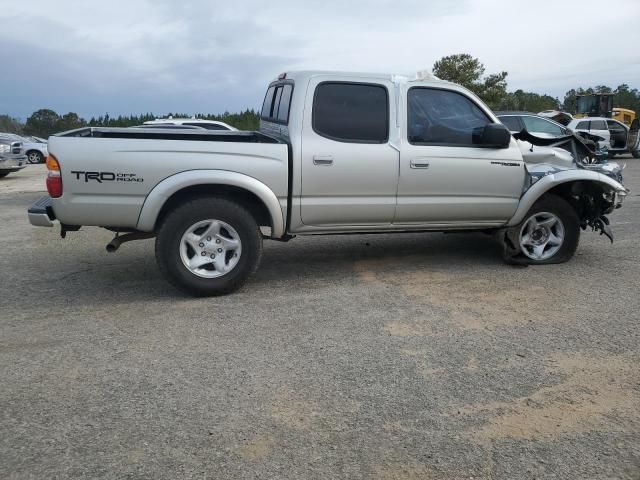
[155,196,263,296]
[0,172,9,178]
[633,150,640,159]
[516,194,579,264]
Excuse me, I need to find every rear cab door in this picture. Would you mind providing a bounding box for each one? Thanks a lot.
[298,75,399,227]
[396,84,525,225]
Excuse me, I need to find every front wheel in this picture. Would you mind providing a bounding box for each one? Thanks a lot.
[155,197,263,296]
[27,151,43,164]
[516,194,580,264]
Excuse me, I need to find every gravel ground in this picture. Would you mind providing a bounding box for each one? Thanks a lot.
[1,160,639,479]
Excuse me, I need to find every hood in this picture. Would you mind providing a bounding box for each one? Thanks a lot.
[515,130,625,184]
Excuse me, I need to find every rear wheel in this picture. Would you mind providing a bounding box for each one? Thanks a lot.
[633,150,640,159]
[155,197,263,296]
[516,194,579,264]
[0,172,9,178]
[27,151,43,164]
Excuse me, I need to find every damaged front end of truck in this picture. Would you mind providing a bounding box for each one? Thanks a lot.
[498,129,629,264]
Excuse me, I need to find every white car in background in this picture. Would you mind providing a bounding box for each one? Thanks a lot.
[22,136,48,163]
[143,117,237,131]
[567,117,639,158]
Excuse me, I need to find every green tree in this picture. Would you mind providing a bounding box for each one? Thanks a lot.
[24,109,60,137]
[499,90,559,112]
[432,53,508,108]
[57,112,87,132]
[0,115,24,134]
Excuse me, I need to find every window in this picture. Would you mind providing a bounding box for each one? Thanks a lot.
[261,86,276,118]
[313,82,389,143]
[408,88,491,146]
[499,116,523,132]
[521,116,565,137]
[277,85,293,122]
[576,121,590,130]
[590,120,607,130]
[606,120,625,132]
[260,83,294,124]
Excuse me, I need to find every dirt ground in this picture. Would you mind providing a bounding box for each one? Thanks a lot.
[1,159,639,479]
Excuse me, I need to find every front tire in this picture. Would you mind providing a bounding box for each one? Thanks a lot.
[516,194,579,264]
[0,172,9,178]
[27,151,43,164]
[155,197,263,296]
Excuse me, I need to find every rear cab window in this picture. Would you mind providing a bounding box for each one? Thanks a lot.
[312,82,389,143]
[261,82,294,125]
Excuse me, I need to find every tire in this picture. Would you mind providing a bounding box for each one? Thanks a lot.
[155,196,263,296]
[516,194,579,265]
[0,172,9,178]
[633,150,640,159]
[27,151,43,164]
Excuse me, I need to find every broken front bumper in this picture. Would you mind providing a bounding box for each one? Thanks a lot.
[28,196,56,227]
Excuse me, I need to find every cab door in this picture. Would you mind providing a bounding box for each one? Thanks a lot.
[300,78,399,226]
[395,86,525,225]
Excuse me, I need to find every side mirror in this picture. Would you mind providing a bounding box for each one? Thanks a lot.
[473,123,511,148]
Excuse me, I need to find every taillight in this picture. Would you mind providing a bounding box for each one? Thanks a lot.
[46,154,62,198]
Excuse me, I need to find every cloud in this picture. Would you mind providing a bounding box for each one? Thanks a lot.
[0,0,638,119]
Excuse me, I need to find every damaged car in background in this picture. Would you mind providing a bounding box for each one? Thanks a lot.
[28,71,629,296]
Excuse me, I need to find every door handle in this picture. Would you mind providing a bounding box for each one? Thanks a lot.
[313,155,334,166]
[410,158,430,169]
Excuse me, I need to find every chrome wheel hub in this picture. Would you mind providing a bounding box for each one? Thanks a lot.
[519,212,565,261]
[179,219,242,278]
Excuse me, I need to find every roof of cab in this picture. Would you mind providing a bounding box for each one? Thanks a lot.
[273,70,451,86]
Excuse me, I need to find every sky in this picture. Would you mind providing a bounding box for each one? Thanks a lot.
[1,0,639,120]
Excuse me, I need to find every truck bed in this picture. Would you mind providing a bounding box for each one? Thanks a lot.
[47,128,289,230]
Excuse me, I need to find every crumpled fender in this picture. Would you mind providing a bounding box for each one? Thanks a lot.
[506,169,626,227]
[136,170,285,237]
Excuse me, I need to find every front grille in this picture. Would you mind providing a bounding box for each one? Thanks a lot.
[11,142,22,154]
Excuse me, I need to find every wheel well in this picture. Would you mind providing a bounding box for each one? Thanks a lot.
[26,149,41,155]
[544,180,611,222]
[155,184,272,231]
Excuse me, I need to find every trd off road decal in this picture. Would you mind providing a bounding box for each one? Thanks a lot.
[70,171,144,183]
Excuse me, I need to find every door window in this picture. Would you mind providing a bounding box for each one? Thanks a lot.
[521,116,565,136]
[312,82,389,143]
[407,88,491,146]
[590,120,607,130]
[498,116,522,132]
[576,121,590,130]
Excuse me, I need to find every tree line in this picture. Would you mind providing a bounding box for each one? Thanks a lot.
[2,53,639,138]
[432,53,640,114]
[0,109,261,138]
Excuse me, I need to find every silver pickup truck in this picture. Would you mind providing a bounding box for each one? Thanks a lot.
[28,71,628,296]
